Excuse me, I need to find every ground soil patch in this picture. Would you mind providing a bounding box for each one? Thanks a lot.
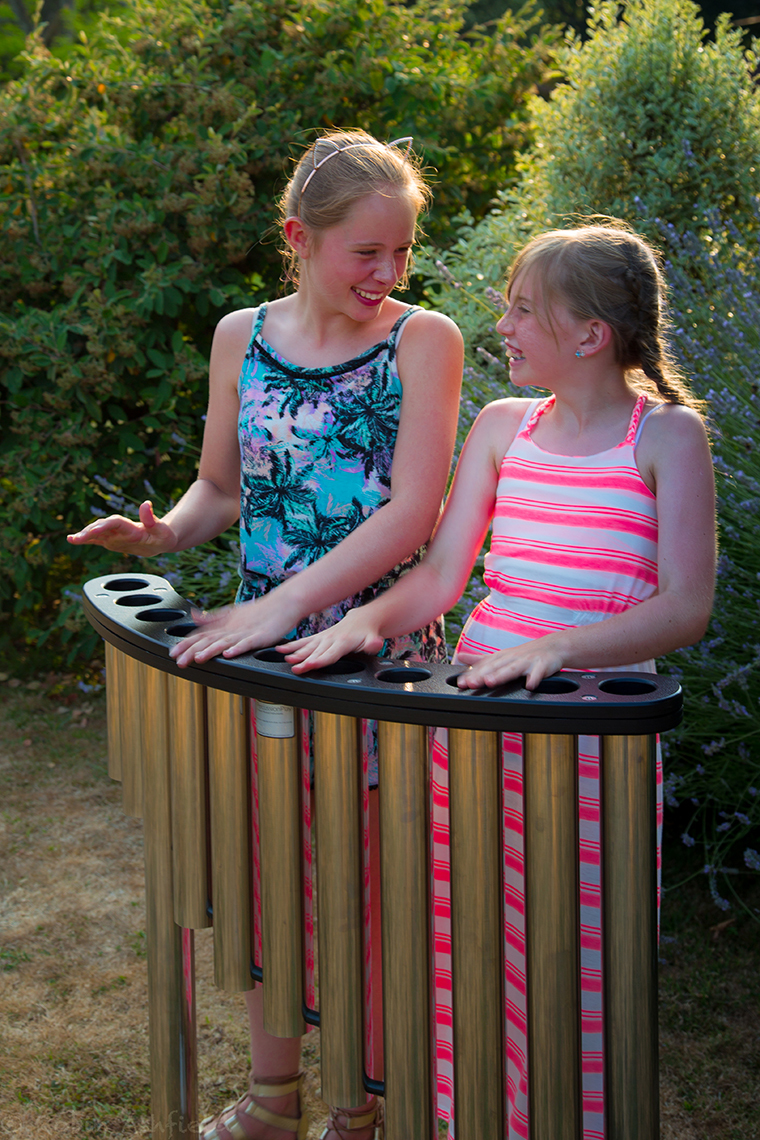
[1,682,757,1138]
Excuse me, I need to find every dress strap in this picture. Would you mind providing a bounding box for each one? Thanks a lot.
[518,394,554,439]
[623,393,649,445]
[633,400,665,446]
[387,305,421,351]
[249,303,266,339]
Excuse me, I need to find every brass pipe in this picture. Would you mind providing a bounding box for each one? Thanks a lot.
[314,710,365,1107]
[601,734,659,1140]
[524,732,581,1140]
[104,641,123,782]
[140,663,197,1137]
[207,688,253,992]
[255,700,305,1038]
[119,655,146,818]
[168,673,211,930]
[377,720,433,1140]
[448,728,503,1140]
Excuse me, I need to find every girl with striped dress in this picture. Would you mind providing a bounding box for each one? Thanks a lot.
[283,223,716,1138]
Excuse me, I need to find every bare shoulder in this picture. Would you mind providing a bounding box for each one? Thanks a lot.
[638,401,711,458]
[404,307,463,343]
[641,400,707,434]
[636,402,713,493]
[462,397,535,464]
[476,396,535,435]
[212,306,260,354]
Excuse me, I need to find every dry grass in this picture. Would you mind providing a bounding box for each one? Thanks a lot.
[1,679,758,1139]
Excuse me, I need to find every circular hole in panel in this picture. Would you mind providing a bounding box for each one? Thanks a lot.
[253,648,289,663]
[376,666,432,684]
[135,608,187,623]
[532,676,580,695]
[312,658,366,677]
[104,577,151,592]
[166,623,198,637]
[115,594,163,608]
[597,677,657,696]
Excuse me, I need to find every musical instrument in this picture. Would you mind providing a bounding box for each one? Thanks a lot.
[84,572,680,1140]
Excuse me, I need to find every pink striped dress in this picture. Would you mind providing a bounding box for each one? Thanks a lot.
[433,393,664,1139]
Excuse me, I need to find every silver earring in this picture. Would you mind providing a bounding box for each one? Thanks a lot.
[575,349,585,358]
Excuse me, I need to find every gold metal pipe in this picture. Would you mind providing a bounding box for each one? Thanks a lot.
[377,720,433,1140]
[119,655,146,818]
[601,734,659,1140]
[523,732,581,1140]
[140,662,197,1137]
[448,728,503,1140]
[314,710,365,1108]
[255,700,305,1038]
[207,687,253,992]
[104,641,123,782]
[168,672,211,930]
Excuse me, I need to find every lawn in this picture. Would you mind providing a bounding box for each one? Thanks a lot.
[1,677,758,1138]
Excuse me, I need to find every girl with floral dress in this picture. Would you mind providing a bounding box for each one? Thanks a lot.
[68,129,463,1140]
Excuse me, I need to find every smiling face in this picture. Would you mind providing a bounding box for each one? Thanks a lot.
[496,272,586,389]
[299,189,418,322]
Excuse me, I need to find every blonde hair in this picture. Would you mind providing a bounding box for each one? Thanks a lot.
[507,223,704,413]
[278,129,432,285]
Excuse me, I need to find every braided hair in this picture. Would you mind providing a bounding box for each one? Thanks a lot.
[507,222,705,414]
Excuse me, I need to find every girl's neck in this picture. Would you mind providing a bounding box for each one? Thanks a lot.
[262,291,408,368]
[531,376,642,456]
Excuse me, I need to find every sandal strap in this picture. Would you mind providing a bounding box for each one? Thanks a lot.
[199,1072,308,1140]
[242,1100,303,1133]
[249,1074,302,1099]
[320,1098,380,1136]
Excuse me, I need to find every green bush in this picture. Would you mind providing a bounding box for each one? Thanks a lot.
[0,0,556,666]
[420,0,760,359]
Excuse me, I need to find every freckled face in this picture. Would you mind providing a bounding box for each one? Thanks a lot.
[302,190,418,322]
[496,274,584,388]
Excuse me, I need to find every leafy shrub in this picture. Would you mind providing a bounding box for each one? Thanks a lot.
[0,0,556,666]
[419,0,760,359]
[653,212,760,914]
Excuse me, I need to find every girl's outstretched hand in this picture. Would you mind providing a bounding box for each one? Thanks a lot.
[457,639,565,692]
[169,591,302,667]
[67,501,176,556]
[279,609,386,674]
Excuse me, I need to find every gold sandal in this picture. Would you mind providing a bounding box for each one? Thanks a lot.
[200,1071,309,1140]
[319,1096,383,1139]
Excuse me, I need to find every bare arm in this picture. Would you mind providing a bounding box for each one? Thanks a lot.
[170,309,465,665]
[67,310,249,555]
[458,404,717,689]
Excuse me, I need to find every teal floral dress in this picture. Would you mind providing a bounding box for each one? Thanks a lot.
[236,302,446,659]
[239,304,445,1034]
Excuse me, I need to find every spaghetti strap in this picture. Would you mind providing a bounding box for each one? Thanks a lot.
[623,393,648,445]
[633,401,665,446]
[249,303,265,338]
[387,305,421,352]
[517,395,552,440]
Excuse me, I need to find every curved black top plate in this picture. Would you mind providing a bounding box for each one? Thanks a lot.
[83,574,682,735]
